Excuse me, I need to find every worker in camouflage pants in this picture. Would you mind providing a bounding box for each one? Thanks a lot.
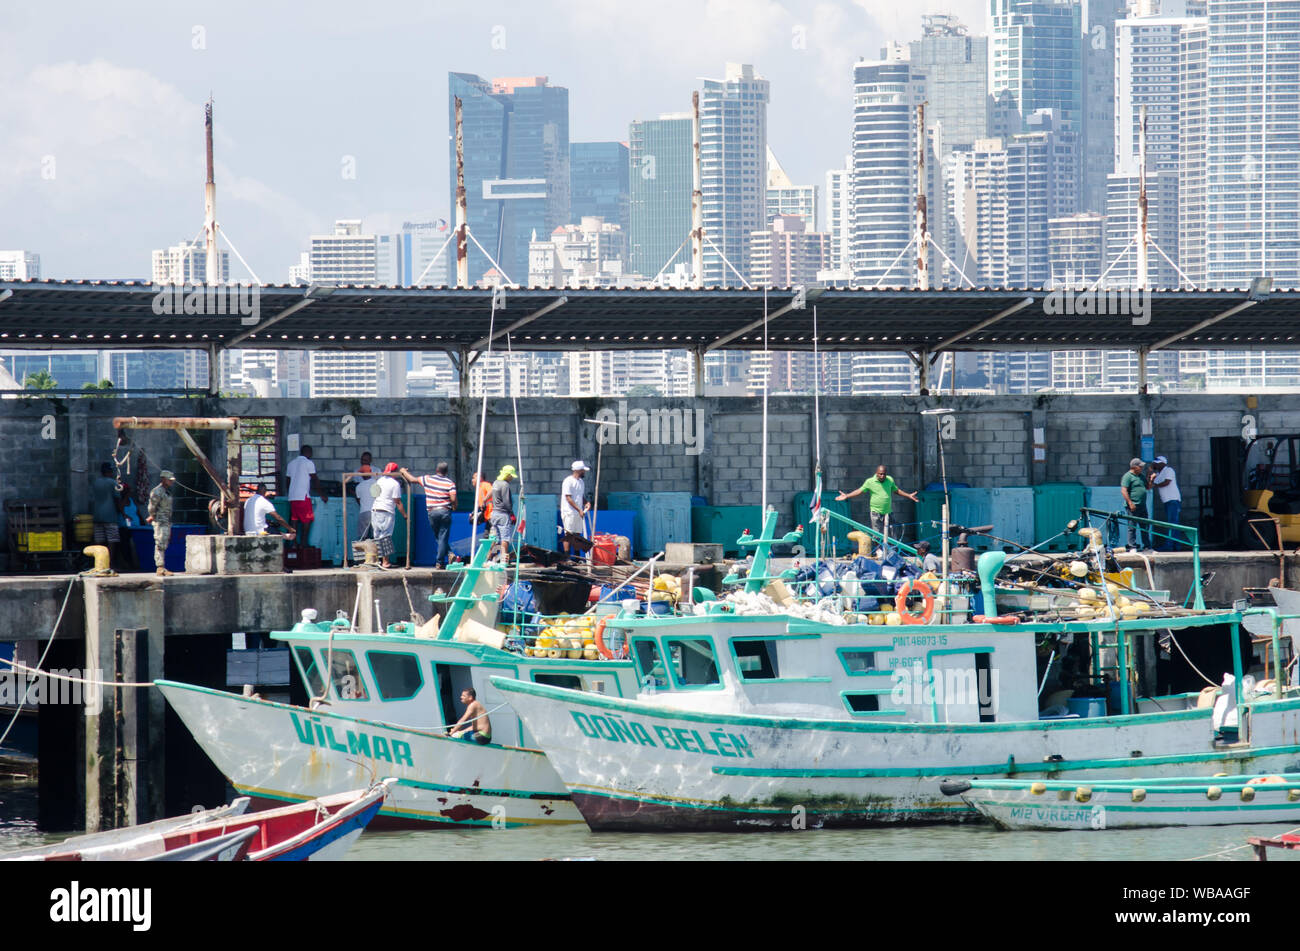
[146,470,176,576]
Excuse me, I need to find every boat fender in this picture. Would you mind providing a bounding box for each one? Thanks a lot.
[593,614,625,660]
[1029,782,1047,796]
[1240,786,1257,802]
[973,614,1019,625]
[895,579,935,625]
[1074,786,1092,803]
[1206,786,1222,801]
[938,779,972,797]
[1289,789,1300,802]
[1131,788,1146,803]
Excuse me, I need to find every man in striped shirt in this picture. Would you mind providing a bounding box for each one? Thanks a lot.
[401,462,457,568]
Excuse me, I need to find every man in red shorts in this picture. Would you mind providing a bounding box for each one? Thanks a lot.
[285,445,326,549]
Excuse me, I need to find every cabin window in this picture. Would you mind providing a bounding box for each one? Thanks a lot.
[840,650,878,675]
[632,639,667,689]
[733,639,779,680]
[844,693,881,713]
[367,650,423,701]
[534,673,583,691]
[329,650,369,701]
[293,646,325,697]
[666,638,720,687]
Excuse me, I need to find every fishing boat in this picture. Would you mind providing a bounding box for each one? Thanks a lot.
[158,538,644,829]
[2,782,390,861]
[940,773,1300,831]
[491,509,1300,831]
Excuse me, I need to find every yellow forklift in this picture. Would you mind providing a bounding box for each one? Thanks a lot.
[1204,434,1300,549]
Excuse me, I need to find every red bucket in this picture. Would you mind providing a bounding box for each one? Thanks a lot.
[592,534,618,566]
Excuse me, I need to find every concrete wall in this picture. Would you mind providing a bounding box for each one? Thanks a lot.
[2,392,1298,552]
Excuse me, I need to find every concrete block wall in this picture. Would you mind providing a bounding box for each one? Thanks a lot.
[3,390,1297,553]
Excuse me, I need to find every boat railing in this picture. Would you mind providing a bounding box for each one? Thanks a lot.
[1080,506,1204,610]
[1241,607,1300,699]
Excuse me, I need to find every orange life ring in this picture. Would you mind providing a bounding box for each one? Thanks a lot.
[895,579,935,625]
[593,614,624,659]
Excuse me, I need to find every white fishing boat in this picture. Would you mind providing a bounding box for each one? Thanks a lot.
[491,510,1300,831]
[158,538,643,828]
[942,773,1300,831]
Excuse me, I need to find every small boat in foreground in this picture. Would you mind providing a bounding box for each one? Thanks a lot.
[941,773,1300,831]
[2,781,391,861]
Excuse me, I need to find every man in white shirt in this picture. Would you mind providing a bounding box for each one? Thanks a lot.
[1150,455,1183,551]
[561,461,590,556]
[285,445,326,549]
[354,451,376,542]
[371,462,407,569]
[243,484,295,539]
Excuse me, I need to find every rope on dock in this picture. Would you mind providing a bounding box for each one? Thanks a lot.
[0,656,153,689]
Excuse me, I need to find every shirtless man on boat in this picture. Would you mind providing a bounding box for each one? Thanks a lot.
[449,688,492,744]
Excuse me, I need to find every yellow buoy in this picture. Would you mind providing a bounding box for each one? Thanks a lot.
[1131,788,1146,802]
[1240,786,1256,802]
[1206,786,1222,800]
[1074,786,1092,803]
[1030,782,1046,795]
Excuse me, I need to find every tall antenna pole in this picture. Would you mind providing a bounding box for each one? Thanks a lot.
[691,90,704,289]
[204,99,219,285]
[915,102,929,290]
[1136,104,1148,290]
[455,96,469,289]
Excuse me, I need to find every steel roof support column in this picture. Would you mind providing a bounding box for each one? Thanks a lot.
[1137,346,1149,396]
[693,347,705,398]
[915,349,931,395]
[207,342,219,395]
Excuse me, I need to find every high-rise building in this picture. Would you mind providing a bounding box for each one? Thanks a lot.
[447,73,570,286]
[1083,0,1129,213]
[0,251,40,280]
[627,113,693,282]
[1178,18,1209,288]
[1105,172,1180,287]
[988,0,1083,136]
[528,217,627,287]
[909,15,990,150]
[850,57,925,284]
[700,63,770,286]
[377,221,453,286]
[748,215,828,287]
[571,142,630,239]
[1049,212,1105,286]
[765,147,818,231]
[307,220,378,284]
[822,157,853,281]
[1203,0,1300,287]
[151,240,229,284]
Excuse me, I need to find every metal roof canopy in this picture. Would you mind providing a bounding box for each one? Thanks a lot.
[1,280,1298,355]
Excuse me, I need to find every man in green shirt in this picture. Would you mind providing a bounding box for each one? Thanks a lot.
[1119,458,1151,551]
[837,464,918,544]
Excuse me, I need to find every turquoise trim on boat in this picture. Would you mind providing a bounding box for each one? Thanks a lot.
[363,648,426,703]
[924,646,994,723]
[835,645,895,678]
[492,676,1300,734]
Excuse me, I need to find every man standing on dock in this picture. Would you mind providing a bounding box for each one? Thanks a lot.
[286,445,326,550]
[1150,455,1182,551]
[145,470,175,576]
[1120,458,1152,552]
[371,463,407,570]
[355,451,376,541]
[90,462,124,570]
[490,465,517,566]
[400,462,457,569]
[561,461,590,557]
[836,464,917,545]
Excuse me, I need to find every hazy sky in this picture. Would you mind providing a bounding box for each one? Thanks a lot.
[1,0,985,281]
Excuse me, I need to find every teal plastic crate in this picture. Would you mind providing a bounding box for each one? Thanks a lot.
[691,505,762,556]
[521,493,560,552]
[988,487,1036,551]
[605,492,691,557]
[1032,482,1087,551]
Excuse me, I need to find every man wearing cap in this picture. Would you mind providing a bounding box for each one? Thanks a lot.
[145,470,176,576]
[1120,458,1151,552]
[354,451,376,542]
[243,483,295,539]
[371,463,407,569]
[399,462,457,569]
[561,461,590,556]
[490,465,517,565]
[1150,455,1183,551]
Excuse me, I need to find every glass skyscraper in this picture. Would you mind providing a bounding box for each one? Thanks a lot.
[988,0,1083,135]
[446,73,570,286]
[627,114,693,281]
[571,141,630,241]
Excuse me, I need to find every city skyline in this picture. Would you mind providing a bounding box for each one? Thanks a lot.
[1,0,982,281]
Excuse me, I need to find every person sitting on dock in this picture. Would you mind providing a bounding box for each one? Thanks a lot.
[913,540,942,574]
[145,470,176,576]
[836,464,917,545]
[243,483,295,540]
[449,688,491,744]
